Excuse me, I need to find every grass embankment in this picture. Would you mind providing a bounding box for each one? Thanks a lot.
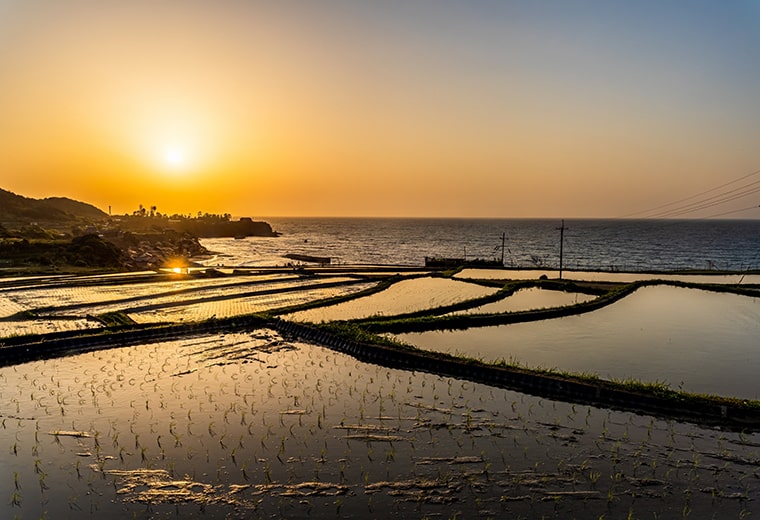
[305,319,760,431]
[272,274,611,324]
[263,273,760,424]
[6,304,759,433]
[3,270,759,430]
[353,278,611,325]
[0,312,272,367]
[93,311,138,327]
[0,265,122,277]
[278,275,760,429]
[270,274,422,316]
[352,279,632,333]
[356,279,759,333]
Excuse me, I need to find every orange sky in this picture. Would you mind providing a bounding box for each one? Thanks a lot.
[1,1,759,218]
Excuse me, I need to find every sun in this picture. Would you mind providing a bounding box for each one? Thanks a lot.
[163,146,188,170]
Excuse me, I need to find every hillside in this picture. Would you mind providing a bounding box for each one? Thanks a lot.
[42,196,108,220]
[0,188,272,271]
[0,188,108,224]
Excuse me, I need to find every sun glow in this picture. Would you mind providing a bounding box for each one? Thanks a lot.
[119,96,218,177]
[163,146,188,170]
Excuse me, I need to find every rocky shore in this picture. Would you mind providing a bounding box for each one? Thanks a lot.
[0,188,277,271]
[0,231,210,271]
[105,230,210,270]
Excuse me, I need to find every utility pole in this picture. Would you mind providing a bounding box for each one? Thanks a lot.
[557,220,566,279]
[501,232,505,267]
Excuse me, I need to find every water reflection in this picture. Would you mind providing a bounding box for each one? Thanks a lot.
[395,286,760,399]
[448,287,596,315]
[455,268,760,285]
[3,329,760,518]
[286,277,497,322]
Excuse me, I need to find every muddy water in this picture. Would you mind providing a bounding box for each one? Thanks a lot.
[1,329,760,518]
[395,286,760,400]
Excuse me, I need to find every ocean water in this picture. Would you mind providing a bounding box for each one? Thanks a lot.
[201,218,760,271]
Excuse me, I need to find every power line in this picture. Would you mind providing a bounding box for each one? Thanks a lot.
[652,178,760,216]
[622,168,760,218]
[650,180,760,218]
[699,204,760,220]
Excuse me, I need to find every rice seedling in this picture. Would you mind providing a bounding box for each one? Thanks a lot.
[2,307,760,518]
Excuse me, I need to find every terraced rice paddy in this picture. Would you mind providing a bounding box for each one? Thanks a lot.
[2,273,324,316]
[286,277,499,322]
[395,285,760,400]
[2,268,760,518]
[128,282,376,323]
[0,295,27,318]
[0,317,100,338]
[447,287,596,315]
[2,329,759,519]
[0,291,101,337]
[0,272,376,335]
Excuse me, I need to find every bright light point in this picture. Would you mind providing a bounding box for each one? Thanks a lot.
[172,267,183,274]
[163,147,187,169]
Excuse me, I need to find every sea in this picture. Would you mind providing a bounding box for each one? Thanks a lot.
[199,218,760,272]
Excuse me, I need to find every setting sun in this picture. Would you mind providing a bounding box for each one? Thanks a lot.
[0,1,759,220]
[163,146,188,170]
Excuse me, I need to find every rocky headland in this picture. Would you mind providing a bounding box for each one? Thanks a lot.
[106,230,210,270]
[0,188,275,271]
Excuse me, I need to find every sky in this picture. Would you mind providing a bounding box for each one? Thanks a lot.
[1,0,759,218]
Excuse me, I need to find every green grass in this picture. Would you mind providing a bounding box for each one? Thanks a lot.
[305,313,760,423]
[92,311,138,327]
[354,279,759,334]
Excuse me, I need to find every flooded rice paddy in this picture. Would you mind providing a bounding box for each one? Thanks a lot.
[286,277,498,322]
[2,267,760,518]
[2,329,760,519]
[0,272,375,334]
[395,285,760,400]
[128,282,376,324]
[446,287,596,315]
[2,273,357,317]
[0,316,100,338]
